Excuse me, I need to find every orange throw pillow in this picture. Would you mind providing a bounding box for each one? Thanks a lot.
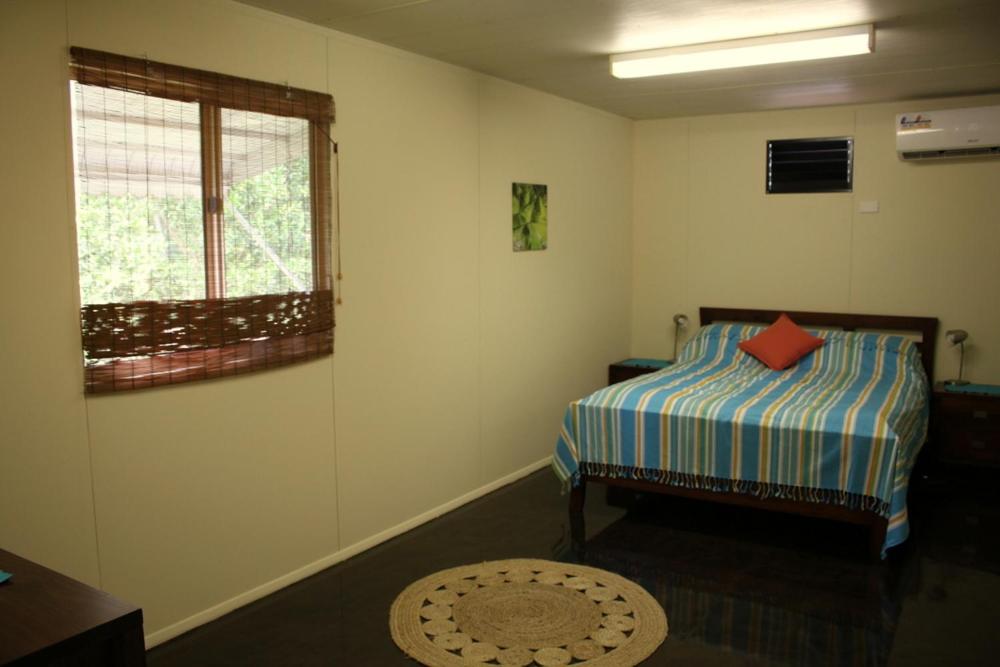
[738,314,825,370]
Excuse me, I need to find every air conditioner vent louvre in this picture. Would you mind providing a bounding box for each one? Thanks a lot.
[901,146,1000,160]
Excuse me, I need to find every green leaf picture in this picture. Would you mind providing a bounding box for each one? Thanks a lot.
[512,182,547,252]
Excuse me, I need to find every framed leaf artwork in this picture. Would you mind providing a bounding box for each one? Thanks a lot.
[512,183,547,251]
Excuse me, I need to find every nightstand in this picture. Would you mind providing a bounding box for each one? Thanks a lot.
[608,358,673,385]
[932,383,1000,467]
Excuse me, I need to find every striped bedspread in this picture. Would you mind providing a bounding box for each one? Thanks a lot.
[553,323,929,555]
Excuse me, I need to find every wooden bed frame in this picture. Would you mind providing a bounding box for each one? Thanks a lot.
[569,307,938,560]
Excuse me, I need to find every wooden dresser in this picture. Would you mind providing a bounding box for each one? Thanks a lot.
[931,383,1000,467]
[0,549,145,666]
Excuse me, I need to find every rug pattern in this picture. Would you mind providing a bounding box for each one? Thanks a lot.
[390,559,668,666]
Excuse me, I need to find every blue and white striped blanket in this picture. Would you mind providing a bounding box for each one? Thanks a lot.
[553,324,929,554]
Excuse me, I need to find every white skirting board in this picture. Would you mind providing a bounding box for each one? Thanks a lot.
[143,455,554,648]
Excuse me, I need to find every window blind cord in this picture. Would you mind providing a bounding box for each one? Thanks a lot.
[311,121,342,305]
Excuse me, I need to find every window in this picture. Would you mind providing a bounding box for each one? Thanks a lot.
[69,48,335,393]
[766,137,853,194]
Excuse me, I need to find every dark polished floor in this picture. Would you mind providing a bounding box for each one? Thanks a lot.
[148,467,1000,666]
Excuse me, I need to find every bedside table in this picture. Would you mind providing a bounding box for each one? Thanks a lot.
[608,358,673,385]
[932,383,1000,467]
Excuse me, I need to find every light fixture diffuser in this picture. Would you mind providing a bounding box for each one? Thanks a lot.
[610,24,874,78]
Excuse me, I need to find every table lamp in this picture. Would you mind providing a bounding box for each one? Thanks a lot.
[672,313,689,361]
[944,329,969,385]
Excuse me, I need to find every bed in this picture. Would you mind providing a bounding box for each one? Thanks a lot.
[554,308,938,559]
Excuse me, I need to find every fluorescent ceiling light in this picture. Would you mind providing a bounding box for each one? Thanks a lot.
[610,24,874,78]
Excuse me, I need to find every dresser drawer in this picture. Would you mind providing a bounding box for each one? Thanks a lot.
[934,396,1000,423]
[608,359,673,385]
[609,365,654,384]
[939,425,1000,466]
[938,401,1000,428]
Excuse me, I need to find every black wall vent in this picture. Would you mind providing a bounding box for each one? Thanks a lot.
[767,137,853,194]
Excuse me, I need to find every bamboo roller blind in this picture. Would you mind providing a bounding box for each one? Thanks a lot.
[70,47,334,124]
[70,47,335,393]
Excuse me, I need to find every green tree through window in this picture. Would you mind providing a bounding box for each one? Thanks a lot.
[73,84,316,304]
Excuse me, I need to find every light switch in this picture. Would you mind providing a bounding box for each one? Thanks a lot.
[858,200,880,214]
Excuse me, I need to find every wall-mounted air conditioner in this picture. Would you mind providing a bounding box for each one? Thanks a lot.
[896,105,1000,160]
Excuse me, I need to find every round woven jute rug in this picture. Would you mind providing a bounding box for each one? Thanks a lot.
[390,559,667,666]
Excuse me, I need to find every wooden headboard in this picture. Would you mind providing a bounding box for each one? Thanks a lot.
[700,307,939,385]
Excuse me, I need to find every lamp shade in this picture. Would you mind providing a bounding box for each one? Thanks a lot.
[671,313,689,361]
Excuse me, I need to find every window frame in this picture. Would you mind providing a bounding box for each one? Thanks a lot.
[69,47,335,393]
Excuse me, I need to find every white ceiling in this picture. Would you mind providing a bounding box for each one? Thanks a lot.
[239,0,1000,119]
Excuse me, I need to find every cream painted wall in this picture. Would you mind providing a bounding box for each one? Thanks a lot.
[0,0,632,641]
[632,96,1000,383]
[327,34,483,547]
[0,0,101,587]
[478,79,633,481]
[65,0,341,635]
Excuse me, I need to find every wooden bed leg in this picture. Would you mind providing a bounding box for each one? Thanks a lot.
[569,511,586,558]
[869,518,888,562]
[569,480,587,557]
[569,480,586,513]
